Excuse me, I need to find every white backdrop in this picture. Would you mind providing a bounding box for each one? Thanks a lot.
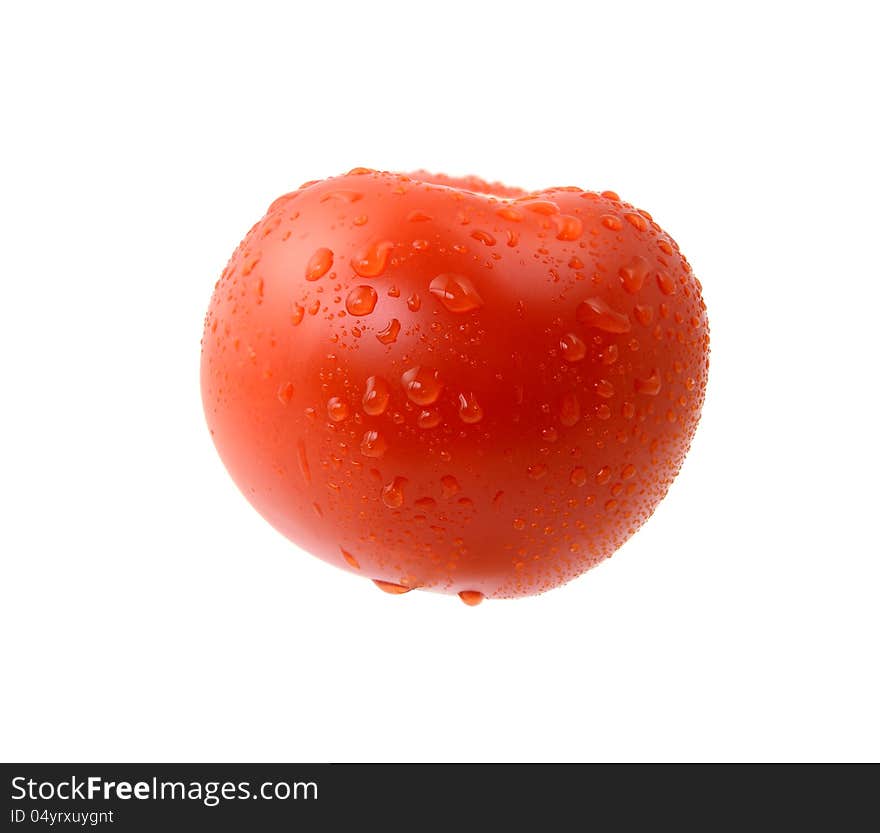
[1,1,877,762]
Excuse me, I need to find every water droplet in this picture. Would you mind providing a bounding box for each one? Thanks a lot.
[360,429,388,458]
[685,377,696,391]
[623,212,647,231]
[595,379,615,399]
[471,229,496,246]
[321,190,363,203]
[576,297,631,333]
[635,370,662,396]
[407,209,432,222]
[619,255,649,294]
[523,199,559,215]
[327,396,350,422]
[570,466,587,487]
[345,285,378,316]
[559,333,586,362]
[601,215,623,231]
[457,392,484,424]
[596,466,612,485]
[528,463,548,480]
[376,318,401,344]
[553,214,583,241]
[601,190,621,201]
[362,376,390,416]
[601,344,619,365]
[622,401,636,419]
[277,382,294,404]
[513,517,526,530]
[429,274,484,313]
[596,404,611,420]
[401,366,443,405]
[406,293,421,311]
[352,240,393,277]
[373,579,411,594]
[296,439,311,484]
[305,247,333,281]
[291,303,305,326]
[441,475,460,498]
[657,271,677,295]
[559,392,581,427]
[634,304,653,325]
[604,499,618,512]
[496,206,523,222]
[417,408,441,429]
[459,590,484,606]
[381,476,406,508]
[353,214,368,226]
[658,240,674,255]
[340,548,361,569]
[622,463,637,480]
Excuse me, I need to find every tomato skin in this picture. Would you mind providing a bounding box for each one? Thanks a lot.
[201,169,709,600]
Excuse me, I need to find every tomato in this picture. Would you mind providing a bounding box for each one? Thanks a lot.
[200,169,709,603]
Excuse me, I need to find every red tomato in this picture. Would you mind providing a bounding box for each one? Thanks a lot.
[201,169,709,603]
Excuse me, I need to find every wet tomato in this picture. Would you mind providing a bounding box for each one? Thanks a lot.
[201,169,709,603]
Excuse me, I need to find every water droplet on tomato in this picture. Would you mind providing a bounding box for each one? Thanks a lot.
[381,476,406,508]
[553,214,583,241]
[596,466,612,485]
[305,247,333,281]
[345,285,378,316]
[407,293,421,311]
[360,429,388,458]
[471,229,496,246]
[352,240,393,277]
[376,318,401,344]
[657,271,677,295]
[619,255,649,294]
[601,344,619,365]
[429,274,484,313]
[277,382,294,405]
[559,392,581,427]
[458,590,484,606]
[457,392,484,424]
[528,463,548,480]
[559,333,586,362]
[635,370,662,396]
[362,375,390,416]
[341,548,361,569]
[595,379,615,399]
[327,397,350,422]
[401,366,443,405]
[576,297,631,333]
[296,439,311,484]
[570,466,587,487]
[441,475,460,498]
[624,212,648,231]
[373,579,411,594]
[601,215,622,230]
[321,190,363,203]
[417,408,441,429]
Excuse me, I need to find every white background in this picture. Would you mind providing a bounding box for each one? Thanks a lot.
[1,1,878,763]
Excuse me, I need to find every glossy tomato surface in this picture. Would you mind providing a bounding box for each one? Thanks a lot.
[201,169,709,602]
